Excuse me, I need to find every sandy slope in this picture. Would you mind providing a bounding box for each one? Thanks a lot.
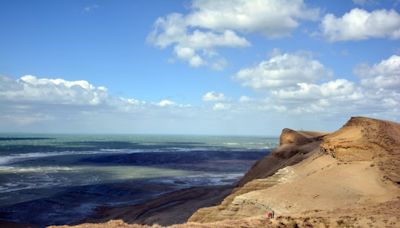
[52,117,400,228]
[232,154,398,216]
[188,117,400,225]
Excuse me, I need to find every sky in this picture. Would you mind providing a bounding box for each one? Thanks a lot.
[0,0,399,135]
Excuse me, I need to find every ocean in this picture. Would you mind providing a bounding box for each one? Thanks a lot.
[0,134,278,226]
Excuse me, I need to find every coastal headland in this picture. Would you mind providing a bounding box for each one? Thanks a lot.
[48,116,400,227]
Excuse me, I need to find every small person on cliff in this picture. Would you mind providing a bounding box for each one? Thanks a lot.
[266,210,274,219]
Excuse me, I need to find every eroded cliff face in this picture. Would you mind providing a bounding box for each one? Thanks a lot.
[237,128,326,187]
[189,117,400,224]
[321,116,400,183]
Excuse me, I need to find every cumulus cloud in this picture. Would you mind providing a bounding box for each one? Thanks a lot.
[187,0,319,37]
[321,8,400,41]
[0,75,108,105]
[0,75,284,134]
[148,13,249,68]
[0,75,191,127]
[148,0,319,68]
[156,99,176,107]
[272,79,362,101]
[351,55,400,115]
[260,79,362,114]
[1,64,398,134]
[354,55,400,91]
[234,52,332,89]
[202,91,226,102]
[233,52,399,119]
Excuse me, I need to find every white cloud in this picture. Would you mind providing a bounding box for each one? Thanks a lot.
[148,13,249,68]
[0,75,108,105]
[272,79,363,102]
[187,0,319,37]
[148,0,319,68]
[0,66,399,134]
[265,79,363,114]
[355,55,400,91]
[232,52,398,120]
[351,55,400,116]
[202,91,226,102]
[119,97,142,106]
[0,75,295,135]
[174,46,206,67]
[0,75,202,132]
[321,8,400,41]
[213,103,231,111]
[234,52,332,89]
[156,99,176,107]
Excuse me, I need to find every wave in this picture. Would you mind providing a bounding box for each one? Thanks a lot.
[0,149,157,165]
[0,150,108,165]
[0,146,265,166]
[150,173,244,187]
[0,166,76,173]
[0,165,185,195]
[223,142,240,146]
[99,147,219,153]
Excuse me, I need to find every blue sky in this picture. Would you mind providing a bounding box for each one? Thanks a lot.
[0,0,399,135]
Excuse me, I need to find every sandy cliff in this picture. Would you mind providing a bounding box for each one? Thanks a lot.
[53,116,400,228]
[187,117,400,226]
[321,117,400,183]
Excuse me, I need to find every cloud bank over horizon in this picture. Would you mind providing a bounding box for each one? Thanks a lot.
[1,53,398,134]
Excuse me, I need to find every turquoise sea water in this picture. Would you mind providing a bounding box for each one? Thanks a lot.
[0,134,278,225]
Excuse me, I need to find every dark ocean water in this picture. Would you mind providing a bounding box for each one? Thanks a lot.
[0,134,278,226]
